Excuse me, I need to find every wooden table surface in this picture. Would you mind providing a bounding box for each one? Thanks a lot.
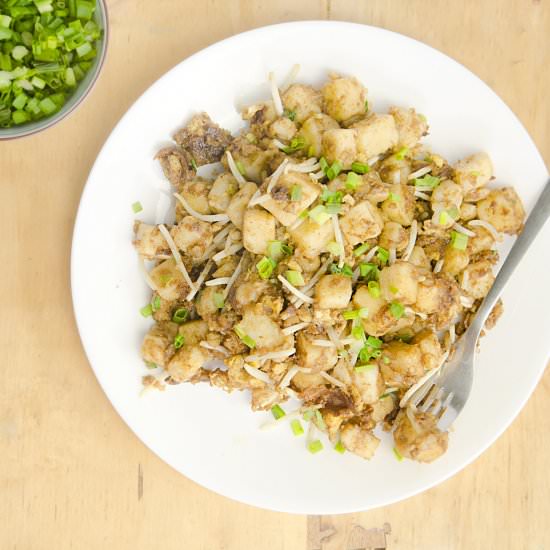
[2,1,549,549]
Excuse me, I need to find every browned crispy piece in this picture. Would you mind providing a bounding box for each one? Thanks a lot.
[155,146,196,187]
[173,112,232,166]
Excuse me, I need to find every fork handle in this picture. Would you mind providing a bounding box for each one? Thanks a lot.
[471,179,550,334]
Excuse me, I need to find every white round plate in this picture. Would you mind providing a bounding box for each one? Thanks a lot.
[72,21,550,514]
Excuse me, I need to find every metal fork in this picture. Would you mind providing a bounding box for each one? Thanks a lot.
[405,179,550,430]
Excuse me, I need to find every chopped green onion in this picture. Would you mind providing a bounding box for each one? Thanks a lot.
[213,292,224,309]
[302,409,315,422]
[12,93,27,110]
[12,110,29,124]
[364,99,369,112]
[283,108,296,121]
[325,203,341,214]
[394,147,408,160]
[320,187,343,204]
[271,404,286,420]
[334,441,346,454]
[366,336,382,349]
[245,132,257,144]
[145,361,157,370]
[377,247,389,266]
[319,157,329,171]
[234,325,256,348]
[298,209,308,219]
[360,262,378,280]
[190,158,198,170]
[351,161,370,174]
[346,171,361,190]
[285,270,305,286]
[235,160,246,175]
[256,256,277,279]
[414,175,440,189]
[11,45,28,61]
[448,205,460,220]
[290,184,302,201]
[307,439,323,454]
[151,295,161,312]
[389,192,401,202]
[31,76,46,89]
[308,204,330,225]
[0,15,12,28]
[140,304,153,317]
[368,280,380,297]
[39,97,57,115]
[173,334,185,349]
[172,308,188,323]
[343,310,360,320]
[290,419,304,436]
[327,241,343,256]
[266,240,292,261]
[439,210,450,225]
[132,201,143,213]
[355,364,376,373]
[325,160,342,180]
[451,230,469,250]
[330,263,353,277]
[389,285,399,294]
[352,324,366,341]
[281,135,305,154]
[382,355,391,365]
[393,447,404,462]
[389,301,405,319]
[354,242,370,256]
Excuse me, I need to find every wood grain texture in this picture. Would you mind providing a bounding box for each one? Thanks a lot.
[1,1,548,549]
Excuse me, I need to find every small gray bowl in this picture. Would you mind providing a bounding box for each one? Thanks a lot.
[0,0,108,140]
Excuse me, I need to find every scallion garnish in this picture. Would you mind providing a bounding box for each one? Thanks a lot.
[414,175,440,189]
[302,409,315,422]
[290,419,304,436]
[364,99,369,112]
[451,230,468,250]
[213,292,224,309]
[354,242,370,256]
[394,147,408,160]
[290,184,302,201]
[132,201,143,213]
[281,135,305,154]
[234,325,256,349]
[190,158,198,171]
[140,304,152,317]
[352,323,366,341]
[330,263,353,277]
[172,308,188,324]
[235,160,246,175]
[173,334,185,349]
[271,404,286,420]
[377,247,389,266]
[325,160,342,180]
[334,441,346,454]
[145,361,157,370]
[351,161,370,174]
[367,280,380,297]
[393,447,404,462]
[256,256,277,279]
[346,171,360,190]
[308,204,330,225]
[389,285,399,294]
[283,108,296,121]
[307,439,323,454]
[343,310,360,320]
[320,187,343,204]
[360,262,378,280]
[266,240,292,261]
[389,192,401,202]
[151,295,161,312]
[439,210,450,225]
[389,301,405,319]
[319,157,329,172]
[285,270,305,286]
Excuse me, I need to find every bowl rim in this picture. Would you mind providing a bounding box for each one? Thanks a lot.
[0,0,109,141]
